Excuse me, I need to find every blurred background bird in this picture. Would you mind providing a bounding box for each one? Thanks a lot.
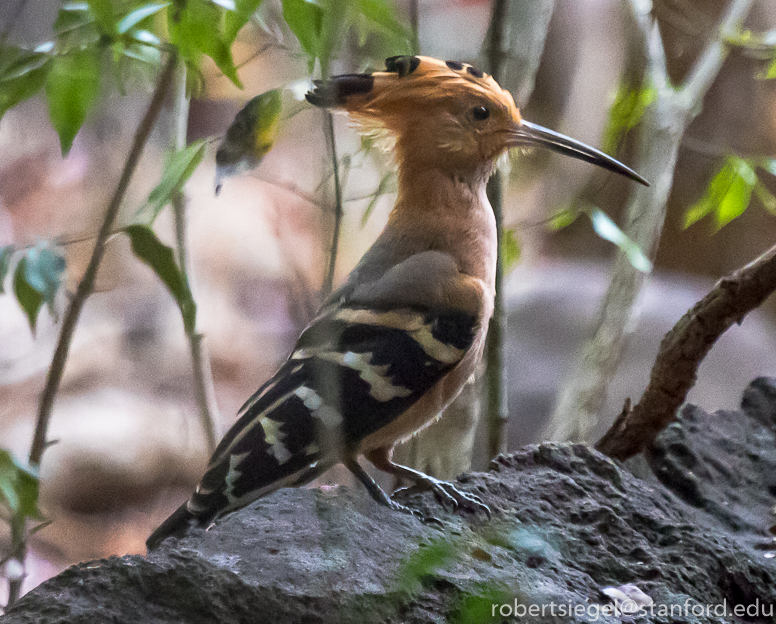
[146,55,646,550]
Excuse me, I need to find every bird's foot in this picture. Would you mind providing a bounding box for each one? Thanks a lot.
[394,476,490,518]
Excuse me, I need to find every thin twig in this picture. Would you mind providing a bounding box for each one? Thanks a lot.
[483,0,510,461]
[482,0,556,459]
[7,51,178,610]
[29,52,177,466]
[596,241,776,460]
[409,0,420,55]
[321,110,343,297]
[0,0,29,49]
[170,59,219,454]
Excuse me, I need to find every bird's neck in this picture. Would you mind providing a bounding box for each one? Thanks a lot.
[384,163,498,285]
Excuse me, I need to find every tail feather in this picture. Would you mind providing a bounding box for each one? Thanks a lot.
[146,502,195,551]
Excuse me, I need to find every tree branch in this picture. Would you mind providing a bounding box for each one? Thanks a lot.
[483,0,556,460]
[170,59,219,454]
[596,241,776,460]
[321,110,343,298]
[546,0,753,442]
[9,51,177,610]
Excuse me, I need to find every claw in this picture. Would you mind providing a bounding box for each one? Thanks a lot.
[431,481,490,518]
[395,477,490,518]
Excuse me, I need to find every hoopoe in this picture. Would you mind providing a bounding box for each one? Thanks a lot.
[146,55,647,550]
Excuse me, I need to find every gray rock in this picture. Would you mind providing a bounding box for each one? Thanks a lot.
[4,380,776,623]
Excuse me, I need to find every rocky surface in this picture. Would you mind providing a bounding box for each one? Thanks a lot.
[3,379,776,624]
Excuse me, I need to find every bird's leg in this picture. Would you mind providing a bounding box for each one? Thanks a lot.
[343,454,420,516]
[365,447,490,517]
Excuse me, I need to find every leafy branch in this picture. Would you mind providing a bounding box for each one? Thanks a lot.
[547,0,756,443]
[2,49,178,610]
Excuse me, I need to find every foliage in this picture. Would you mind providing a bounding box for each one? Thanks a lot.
[602,81,656,155]
[725,28,776,80]
[547,207,652,273]
[0,450,42,524]
[392,532,517,624]
[393,536,462,595]
[684,155,776,230]
[137,140,208,224]
[501,227,521,271]
[121,225,197,333]
[452,584,513,624]
[3,245,67,335]
[0,0,410,334]
[587,207,652,273]
[0,0,413,606]
[281,0,411,74]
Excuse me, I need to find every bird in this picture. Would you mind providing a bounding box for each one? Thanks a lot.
[146,55,647,551]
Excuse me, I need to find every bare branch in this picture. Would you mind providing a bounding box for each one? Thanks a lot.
[596,242,776,460]
[321,110,343,298]
[682,0,756,105]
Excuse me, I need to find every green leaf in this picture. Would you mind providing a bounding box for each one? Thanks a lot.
[452,585,513,624]
[684,158,735,229]
[87,0,117,35]
[281,0,324,62]
[116,3,170,34]
[0,246,12,294]
[763,58,776,80]
[0,47,52,122]
[122,38,162,66]
[121,224,197,333]
[546,207,580,231]
[713,156,756,229]
[53,3,100,50]
[394,537,460,595]
[685,156,757,231]
[0,450,42,520]
[317,0,351,75]
[602,81,656,154]
[136,140,206,223]
[23,246,66,317]
[587,208,652,273]
[224,0,264,43]
[169,0,242,88]
[13,258,44,334]
[501,227,521,271]
[683,194,716,229]
[215,90,282,193]
[354,0,409,39]
[45,48,101,156]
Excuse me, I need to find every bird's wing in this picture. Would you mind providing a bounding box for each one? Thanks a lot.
[185,250,487,524]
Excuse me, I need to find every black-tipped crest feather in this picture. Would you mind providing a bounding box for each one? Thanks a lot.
[306,74,375,108]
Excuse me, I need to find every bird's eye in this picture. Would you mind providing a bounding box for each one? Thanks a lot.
[472,106,490,121]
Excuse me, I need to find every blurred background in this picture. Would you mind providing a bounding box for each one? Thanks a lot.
[1,0,776,599]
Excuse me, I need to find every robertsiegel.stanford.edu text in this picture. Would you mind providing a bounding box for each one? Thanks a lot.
[491,598,774,620]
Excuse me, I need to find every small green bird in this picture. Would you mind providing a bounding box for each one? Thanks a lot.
[214,89,282,196]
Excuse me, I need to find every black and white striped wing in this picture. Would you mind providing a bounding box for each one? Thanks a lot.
[185,304,478,524]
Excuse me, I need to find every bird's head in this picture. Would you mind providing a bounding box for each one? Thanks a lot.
[307,55,648,185]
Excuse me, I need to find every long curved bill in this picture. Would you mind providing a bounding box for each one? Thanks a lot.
[511,120,649,186]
